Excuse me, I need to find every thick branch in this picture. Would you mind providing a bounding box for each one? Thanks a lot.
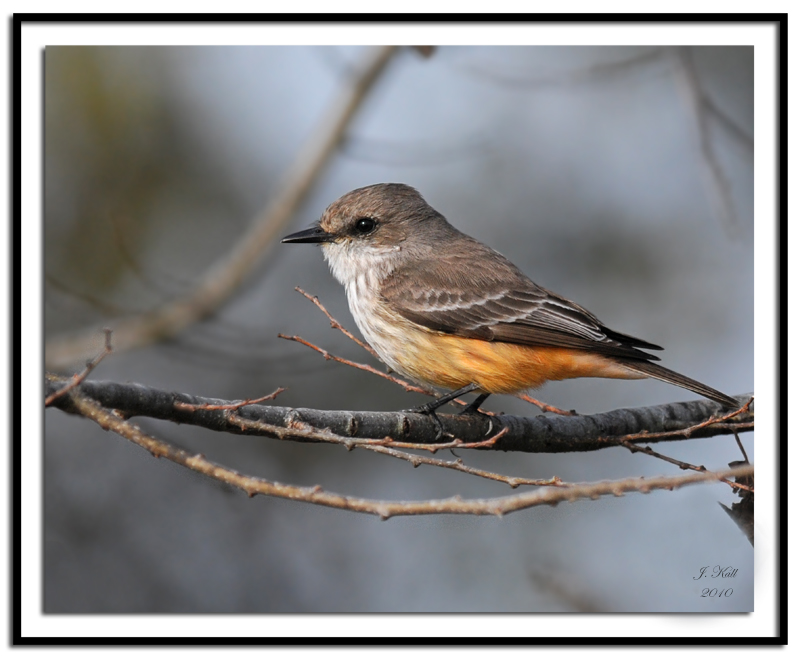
[45,376,754,454]
[60,387,755,519]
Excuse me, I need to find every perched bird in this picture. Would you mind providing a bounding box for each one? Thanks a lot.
[282,183,738,417]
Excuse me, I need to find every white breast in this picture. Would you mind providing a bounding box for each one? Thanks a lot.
[322,241,409,375]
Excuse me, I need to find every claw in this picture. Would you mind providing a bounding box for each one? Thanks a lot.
[402,383,486,443]
[458,404,495,435]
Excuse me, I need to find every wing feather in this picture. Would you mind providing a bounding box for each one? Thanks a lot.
[380,244,663,362]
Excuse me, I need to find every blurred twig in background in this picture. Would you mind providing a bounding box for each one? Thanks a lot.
[460,47,667,88]
[45,46,400,370]
[672,47,747,234]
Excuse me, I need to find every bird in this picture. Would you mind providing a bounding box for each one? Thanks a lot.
[282,183,739,420]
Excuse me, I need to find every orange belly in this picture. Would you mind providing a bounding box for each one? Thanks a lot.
[390,331,644,394]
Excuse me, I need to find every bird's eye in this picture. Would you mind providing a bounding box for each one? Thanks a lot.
[354,217,377,234]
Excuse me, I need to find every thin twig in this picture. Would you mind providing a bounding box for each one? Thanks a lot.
[277,332,435,396]
[375,427,508,452]
[515,393,578,416]
[174,388,286,412]
[615,440,753,494]
[357,443,567,489]
[45,46,401,370]
[44,329,113,406]
[733,432,749,463]
[294,287,379,358]
[65,387,754,519]
[606,397,755,493]
[601,397,753,445]
[226,412,504,454]
[229,411,547,487]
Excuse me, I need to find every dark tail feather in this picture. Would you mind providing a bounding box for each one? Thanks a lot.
[620,360,740,408]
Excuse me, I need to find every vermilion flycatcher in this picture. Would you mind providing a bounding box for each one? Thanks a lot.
[282,183,738,415]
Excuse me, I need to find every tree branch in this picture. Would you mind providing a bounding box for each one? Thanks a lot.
[44,328,113,406]
[57,386,755,520]
[45,375,753,454]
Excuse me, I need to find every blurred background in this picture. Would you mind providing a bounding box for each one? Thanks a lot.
[44,46,754,613]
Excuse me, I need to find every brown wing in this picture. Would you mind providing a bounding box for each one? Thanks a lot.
[380,243,663,363]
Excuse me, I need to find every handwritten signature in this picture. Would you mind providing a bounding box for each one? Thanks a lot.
[694,565,737,598]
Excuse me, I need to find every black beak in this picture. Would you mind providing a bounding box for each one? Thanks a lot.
[281,225,334,244]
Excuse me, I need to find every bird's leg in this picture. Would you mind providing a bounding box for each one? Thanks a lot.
[459,392,490,415]
[411,383,480,415]
[405,383,480,441]
[458,392,496,437]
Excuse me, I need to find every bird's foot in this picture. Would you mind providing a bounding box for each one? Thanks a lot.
[403,384,484,442]
[457,402,495,436]
[403,404,447,441]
